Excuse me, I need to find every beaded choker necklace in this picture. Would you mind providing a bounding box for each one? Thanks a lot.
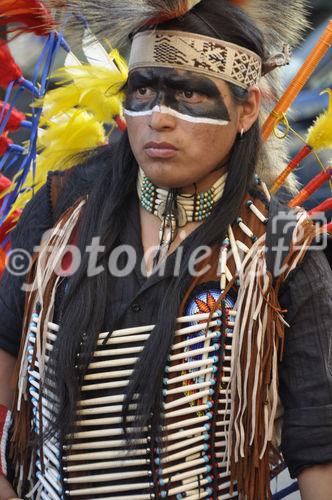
[137,168,227,253]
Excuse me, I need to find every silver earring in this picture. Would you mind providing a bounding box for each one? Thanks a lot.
[241,128,244,137]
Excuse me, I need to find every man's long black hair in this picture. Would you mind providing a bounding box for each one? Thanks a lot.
[51,0,267,447]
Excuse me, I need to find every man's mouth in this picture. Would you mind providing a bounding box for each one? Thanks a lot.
[144,142,178,159]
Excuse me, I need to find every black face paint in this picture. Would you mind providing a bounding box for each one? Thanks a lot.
[124,68,231,125]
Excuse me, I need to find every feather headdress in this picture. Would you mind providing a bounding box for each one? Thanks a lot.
[48,0,309,192]
[51,0,309,48]
[51,0,203,44]
[239,0,309,50]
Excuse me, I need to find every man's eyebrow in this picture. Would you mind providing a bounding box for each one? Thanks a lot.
[128,69,222,97]
[128,70,158,86]
[163,74,221,96]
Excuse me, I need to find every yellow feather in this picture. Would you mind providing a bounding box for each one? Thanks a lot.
[36,86,81,119]
[307,89,332,150]
[8,111,106,215]
[40,49,128,124]
[8,51,126,219]
[37,110,106,162]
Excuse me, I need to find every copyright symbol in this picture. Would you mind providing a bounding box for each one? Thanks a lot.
[6,249,32,277]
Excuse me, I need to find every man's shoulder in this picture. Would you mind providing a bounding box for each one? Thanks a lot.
[50,146,111,219]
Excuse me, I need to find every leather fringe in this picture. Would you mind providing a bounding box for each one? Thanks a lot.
[227,212,318,500]
[9,198,86,495]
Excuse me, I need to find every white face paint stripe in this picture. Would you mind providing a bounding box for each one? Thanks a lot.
[124,105,230,126]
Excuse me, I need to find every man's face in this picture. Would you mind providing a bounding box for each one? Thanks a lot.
[125,67,241,189]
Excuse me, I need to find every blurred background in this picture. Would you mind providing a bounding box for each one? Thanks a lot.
[279,0,332,212]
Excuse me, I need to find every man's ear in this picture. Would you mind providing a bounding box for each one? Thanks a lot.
[238,86,261,133]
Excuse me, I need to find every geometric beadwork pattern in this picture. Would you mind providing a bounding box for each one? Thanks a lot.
[129,30,262,89]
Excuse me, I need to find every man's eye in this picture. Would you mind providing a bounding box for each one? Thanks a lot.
[176,89,206,103]
[134,87,155,98]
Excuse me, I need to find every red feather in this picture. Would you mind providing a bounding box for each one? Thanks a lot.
[0,174,12,193]
[0,247,6,277]
[0,135,12,156]
[0,209,21,237]
[114,115,127,133]
[0,101,26,132]
[0,40,22,87]
[0,209,21,277]
[0,0,55,37]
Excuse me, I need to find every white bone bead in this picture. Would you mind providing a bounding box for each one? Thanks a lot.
[64,447,146,459]
[165,380,213,396]
[162,456,206,475]
[64,458,149,472]
[164,390,211,410]
[167,357,216,373]
[169,345,218,362]
[65,482,151,496]
[92,345,144,357]
[167,477,210,496]
[87,357,138,369]
[97,334,150,345]
[167,425,207,442]
[77,403,136,415]
[165,404,208,419]
[77,415,135,426]
[99,326,153,339]
[65,469,149,484]
[161,435,203,454]
[171,465,210,483]
[71,426,147,439]
[81,379,129,391]
[84,369,133,381]
[172,330,218,350]
[159,444,207,464]
[78,393,127,407]
[165,367,214,386]
[236,239,250,254]
[164,415,210,431]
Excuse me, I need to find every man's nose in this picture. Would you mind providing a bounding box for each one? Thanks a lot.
[149,105,177,131]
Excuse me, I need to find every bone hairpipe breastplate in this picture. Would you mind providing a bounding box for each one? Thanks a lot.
[26,304,238,499]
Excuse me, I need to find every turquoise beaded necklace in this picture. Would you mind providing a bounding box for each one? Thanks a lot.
[137,168,227,227]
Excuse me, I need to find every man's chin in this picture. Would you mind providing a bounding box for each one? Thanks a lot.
[140,162,187,189]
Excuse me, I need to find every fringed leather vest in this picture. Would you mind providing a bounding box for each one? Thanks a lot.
[10,184,317,500]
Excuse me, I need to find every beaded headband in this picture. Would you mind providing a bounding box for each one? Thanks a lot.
[129,30,262,89]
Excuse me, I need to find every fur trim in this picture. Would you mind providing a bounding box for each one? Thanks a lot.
[249,0,309,193]
[240,0,310,51]
[50,0,203,44]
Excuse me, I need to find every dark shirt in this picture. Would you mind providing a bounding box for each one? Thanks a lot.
[0,164,332,480]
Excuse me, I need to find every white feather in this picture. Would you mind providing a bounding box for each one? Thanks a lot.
[82,27,118,71]
[65,51,81,67]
